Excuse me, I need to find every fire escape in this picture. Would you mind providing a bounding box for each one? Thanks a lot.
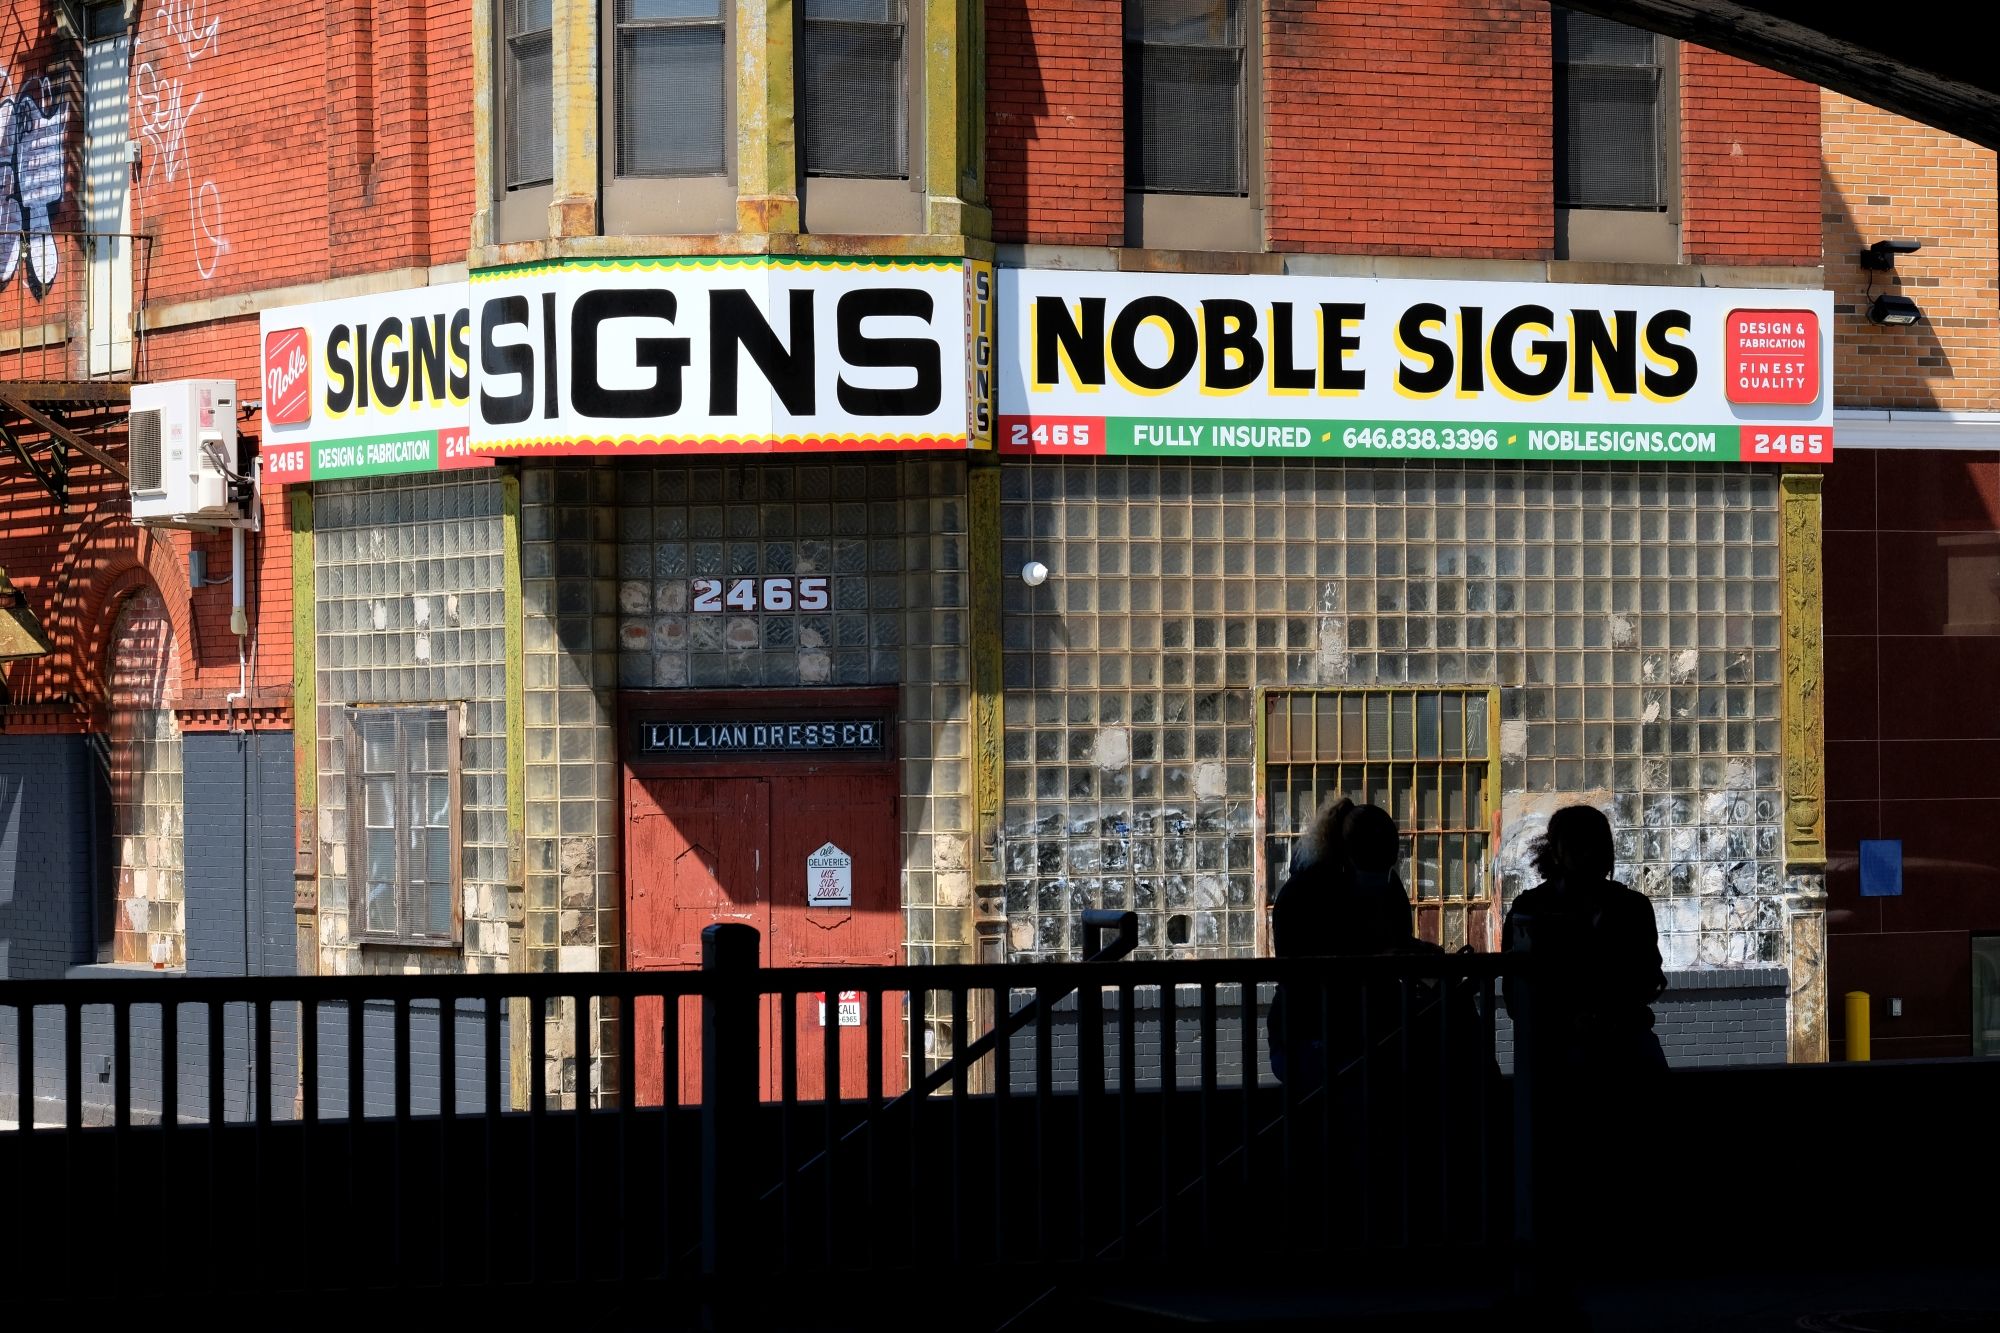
[0,227,147,507]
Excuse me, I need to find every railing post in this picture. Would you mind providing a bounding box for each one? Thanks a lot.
[1508,959,1544,1306]
[700,923,761,1288]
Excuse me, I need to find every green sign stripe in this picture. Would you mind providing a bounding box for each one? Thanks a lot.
[310,431,441,480]
[1092,417,1742,462]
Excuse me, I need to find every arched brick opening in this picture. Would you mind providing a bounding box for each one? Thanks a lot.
[104,583,186,968]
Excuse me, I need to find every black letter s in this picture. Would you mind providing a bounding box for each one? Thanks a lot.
[837,289,941,416]
[478,296,534,426]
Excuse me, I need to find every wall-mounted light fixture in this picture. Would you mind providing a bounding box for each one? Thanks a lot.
[1860,239,1922,271]
[1868,294,1922,326]
[1021,561,1049,587]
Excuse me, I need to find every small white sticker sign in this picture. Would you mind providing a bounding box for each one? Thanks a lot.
[817,991,863,1027]
[807,841,853,910]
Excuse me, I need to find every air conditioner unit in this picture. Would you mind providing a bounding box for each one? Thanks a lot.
[128,379,248,528]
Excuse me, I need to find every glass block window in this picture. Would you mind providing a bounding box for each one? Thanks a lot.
[315,474,510,971]
[801,0,907,179]
[1125,0,1247,196]
[1001,458,1785,968]
[106,586,183,968]
[615,0,728,178]
[1265,689,1495,946]
[504,0,554,189]
[348,707,461,944]
[1553,6,1667,210]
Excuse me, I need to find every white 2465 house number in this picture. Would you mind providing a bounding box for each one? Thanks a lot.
[690,576,830,613]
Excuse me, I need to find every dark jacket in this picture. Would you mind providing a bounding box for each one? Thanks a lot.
[1268,857,1414,1084]
[1501,877,1667,1070]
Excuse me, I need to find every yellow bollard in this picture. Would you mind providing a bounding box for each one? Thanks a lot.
[1845,991,1871,1062]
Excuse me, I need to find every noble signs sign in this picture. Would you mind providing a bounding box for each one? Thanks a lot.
[807,842,853,911]
[998,270,1834,464]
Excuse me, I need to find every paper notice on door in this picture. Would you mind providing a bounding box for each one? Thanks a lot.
[807,841,853,910]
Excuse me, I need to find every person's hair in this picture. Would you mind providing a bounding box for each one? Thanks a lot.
[1290,795,1354,876]
[1341,803,1400,875]
[1530,804,1616,883]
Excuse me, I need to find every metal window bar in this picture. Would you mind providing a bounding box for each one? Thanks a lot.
[0,230,153,386]
[1263,689,1499,944]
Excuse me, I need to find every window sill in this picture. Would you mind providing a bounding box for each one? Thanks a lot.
[1125,193,1260,253]
[355,938,464,952]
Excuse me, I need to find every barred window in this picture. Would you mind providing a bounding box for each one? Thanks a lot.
[1124,0,1246,196]
[503,0,554,189]
[348,707,462,946]
[1553,7,1666,210]
[616,0,728,178]
[801,0,908,179]
[1265,690,1495,946]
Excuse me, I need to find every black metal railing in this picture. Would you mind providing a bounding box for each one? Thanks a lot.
[0,932,1536,1310]
[0,229,153,384]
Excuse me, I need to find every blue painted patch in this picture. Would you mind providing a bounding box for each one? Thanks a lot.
[1860,839,1903,898]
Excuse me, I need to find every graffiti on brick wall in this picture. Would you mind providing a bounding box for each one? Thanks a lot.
[139,0,228,280]
[0,71,70,298]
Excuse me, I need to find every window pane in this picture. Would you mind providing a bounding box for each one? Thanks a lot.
[365,776,395,828]
[1127,44,1243,195]
[423,713,450,773]
[805,0,893,19]
[429,776,451,826]
[505,34,554,188]
[619,27,726,176]
[425,830,454,935]
[366,877,396,935]
[1416,693,1441,757]
[1553,8,1662,210]
[623,0,719,17]
[802,18,906,178]
[1560,67,1660,208]
[367,829,397,887]
[361,717,397,773]
[1127,0,1236,46]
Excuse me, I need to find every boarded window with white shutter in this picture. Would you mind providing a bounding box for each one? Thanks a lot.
[1124,0,1246,197]
[801,0,908,180]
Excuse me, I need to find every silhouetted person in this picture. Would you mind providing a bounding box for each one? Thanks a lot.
[1501,805,1667,1077]
[1501,804,1666,1283]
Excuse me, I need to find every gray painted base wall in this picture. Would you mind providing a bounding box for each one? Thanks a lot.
[0,735,95,980]
[0,998,511,1127]
[182,730,296,979]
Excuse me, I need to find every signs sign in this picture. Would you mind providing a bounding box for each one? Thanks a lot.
[636,718,887,759]
[998,271,1835,464]
[258,282,487,483]
[807,842,853,910]
[467,256,994,457]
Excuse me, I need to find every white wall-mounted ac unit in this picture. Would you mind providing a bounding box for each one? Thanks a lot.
[128,379,248,528]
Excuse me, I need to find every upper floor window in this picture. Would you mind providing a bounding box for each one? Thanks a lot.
[615,0,728,178]
[800,0,908,179]
[1553,7,1667,211]
[1124,0,1247,197]
[503,0,554,190]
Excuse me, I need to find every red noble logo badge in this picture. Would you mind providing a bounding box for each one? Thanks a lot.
[1724,309,1820,406]
[264,328,312,426]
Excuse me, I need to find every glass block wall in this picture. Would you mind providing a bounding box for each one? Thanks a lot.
[107,586,184,967]
[314,474,512,975]
[524,458,973,1102]
[607,459,976,965]
[999,459,1784,970]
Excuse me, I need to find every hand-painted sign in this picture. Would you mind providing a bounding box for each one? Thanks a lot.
[998,271,1834,464]
[258,282,486,483]
[636,718,887,758]
[807,842,853,910]
[466,256,994,457]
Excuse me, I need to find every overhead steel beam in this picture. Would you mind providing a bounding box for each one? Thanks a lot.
[1565,0,2000,148]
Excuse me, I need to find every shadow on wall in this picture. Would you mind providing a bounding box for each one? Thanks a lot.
[1822,159,1954,410]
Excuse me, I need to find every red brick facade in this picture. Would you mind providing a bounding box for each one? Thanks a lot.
[0,0,474,736]
[1263,0,1552,258]
[1680,45,1822,266]
[986,1,1822,265]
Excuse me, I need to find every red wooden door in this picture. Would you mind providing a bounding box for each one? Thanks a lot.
[627,777,768,1105]
[769,773,905,1100]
